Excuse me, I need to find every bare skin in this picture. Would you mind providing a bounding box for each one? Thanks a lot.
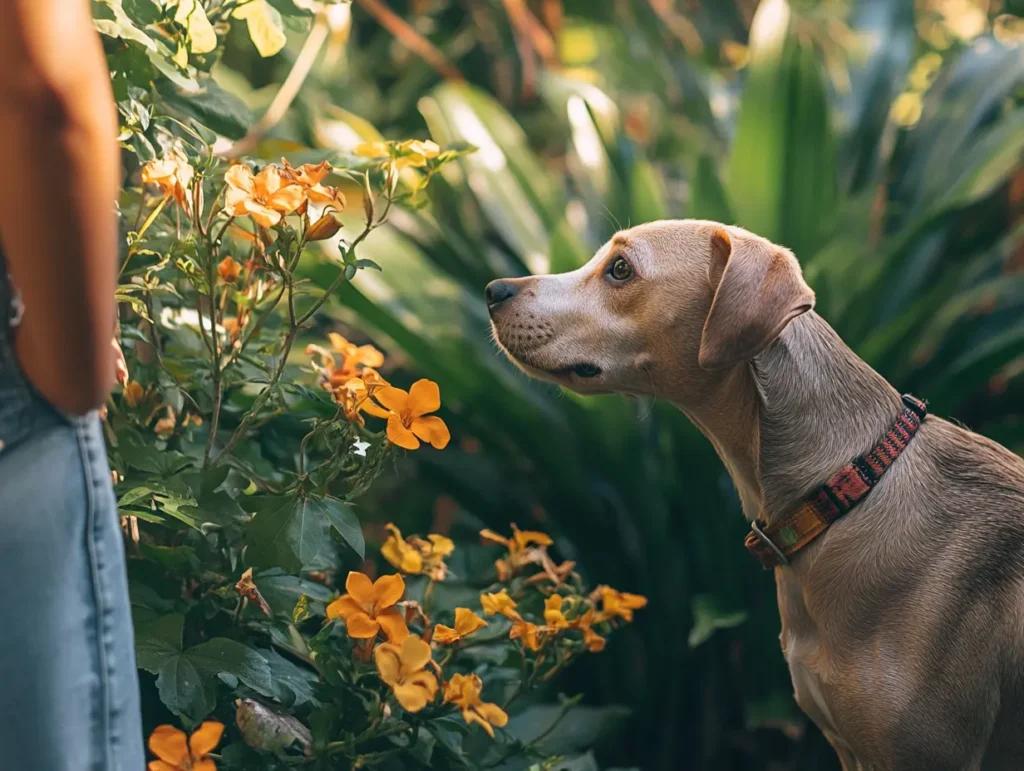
[0,0,119,414]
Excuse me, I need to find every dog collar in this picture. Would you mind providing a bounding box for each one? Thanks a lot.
[745,394,927,569]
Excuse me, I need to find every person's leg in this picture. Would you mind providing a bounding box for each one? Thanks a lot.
[0,414,143,771]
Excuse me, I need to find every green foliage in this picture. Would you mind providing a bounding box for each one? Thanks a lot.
[94,0,1024,769]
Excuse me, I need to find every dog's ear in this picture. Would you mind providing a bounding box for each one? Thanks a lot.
[698,228,814,370]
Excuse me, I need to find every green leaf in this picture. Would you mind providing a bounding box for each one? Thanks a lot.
[156,648,212,720]
[254,569,334,615]
[233,0,288,58]
[724,0,837,256]
[247,495,345,572]
[174,0,217,54]
[93,0,157,50]
[688,594,748,648]
[135,613,184,673]
[187,638,274,696]
[156,75,253,140]
[688,154,733,224]
[261,649,319,708]
[311,497,365,558]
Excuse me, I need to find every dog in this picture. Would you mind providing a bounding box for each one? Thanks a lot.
[485,219,1024,771]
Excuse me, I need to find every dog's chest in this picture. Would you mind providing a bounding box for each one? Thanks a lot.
[777,578,841,735]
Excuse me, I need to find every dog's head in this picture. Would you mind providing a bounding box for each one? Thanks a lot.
[486,219,814,398]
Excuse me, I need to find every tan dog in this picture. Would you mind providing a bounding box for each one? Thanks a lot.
[486,219,1024,771]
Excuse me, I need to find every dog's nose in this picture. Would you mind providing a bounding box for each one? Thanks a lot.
[485,279,519,309]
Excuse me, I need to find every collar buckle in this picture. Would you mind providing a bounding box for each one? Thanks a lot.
[750,520,789,567]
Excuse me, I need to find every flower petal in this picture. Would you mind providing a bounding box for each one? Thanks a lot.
[345,571,375,602]
[355,344,385,368]
[477,701,509,729]
[400,635,434,672]
[192,760,217,771]
[189,721,224,757]
[374,642,402,686]
[427,534,455,557]
[454,607,488,637]
[387,414,420,450]
[148,762,180,771]
[393,674,436,712]
[407,379,441,416]
[326,594,365,621]
[344,612,381,638]
[371,573,405,608]
[411,416,450,450]
[362,399,393,419]
[479,529,512,549]
[148,725,188,764]
[376,608,410,643]
[242,200,281,228]
[464,708,496,737]
[374,386,410,415]
[225,164,254,193]
[268,184,306,214]
[381,526,423,574]
[432,624,460,644]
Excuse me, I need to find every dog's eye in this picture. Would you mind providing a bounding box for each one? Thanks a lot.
[609,257,633,281]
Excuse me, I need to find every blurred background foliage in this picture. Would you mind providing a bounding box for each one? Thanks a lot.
[143,0,1024,767]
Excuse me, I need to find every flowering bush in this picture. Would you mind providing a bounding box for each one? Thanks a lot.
[96,1,647,768]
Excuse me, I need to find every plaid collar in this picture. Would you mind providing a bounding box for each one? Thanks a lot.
[745,394,927,569]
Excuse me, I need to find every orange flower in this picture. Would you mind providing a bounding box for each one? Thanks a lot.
[154,407,176,437]
[374,635,438,712]
[326,571,409,642]
[147,721,223,771]
[543,595,570,630]
[218,257,242,283]
[380,523,455,580]
[433,608,488,644]
[141,152,195,211]
[508,616,548,652]
[369,379,450,451]
[479,589,517,617]
[443,673,508,737]
[574,608,606,652]
[123,380,144,408]
[281,158,345,208]
[223,164,306,228]
[327,333,384,381]
[479,524,553,580]
[597,586,648,622]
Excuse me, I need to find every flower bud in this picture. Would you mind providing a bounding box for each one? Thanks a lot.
[306,213,342,242]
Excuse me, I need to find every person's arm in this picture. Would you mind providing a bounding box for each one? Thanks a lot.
[0,0,120,415]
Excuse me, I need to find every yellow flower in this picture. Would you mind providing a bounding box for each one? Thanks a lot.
[337,373,389,426]
[353,141,391,159]
[574,608,606,653]
[326,571,409,642]
[223,164,306,228]
[141,153,195,211]
[508,615,547,652]
[479,589,517,617]
[543,595,570,630]
[147,721,223,771]
[353,139,441,169]
[597,586,648,622]
[433,608,488,645]
[123,380,144,408]
[381,523,455,580]
[154,407,176,437]
[328,333,385,382]
[443,673,508,737]
[374,635,438,712]
[281,158,345,208]
[217,257,242,283]
[480,524,553,580]
[369,379,450,451]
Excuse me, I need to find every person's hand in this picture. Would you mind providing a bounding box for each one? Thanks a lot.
[112,337,128,388]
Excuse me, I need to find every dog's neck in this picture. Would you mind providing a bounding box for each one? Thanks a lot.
[674,311,902,524]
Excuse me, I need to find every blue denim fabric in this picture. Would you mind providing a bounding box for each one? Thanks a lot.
[0,264,144,770]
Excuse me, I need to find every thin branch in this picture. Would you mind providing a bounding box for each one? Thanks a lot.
[354,0,464,82]
[227,15,331,158]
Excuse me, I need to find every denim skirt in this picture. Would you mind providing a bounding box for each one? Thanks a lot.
[0,271,144,770]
